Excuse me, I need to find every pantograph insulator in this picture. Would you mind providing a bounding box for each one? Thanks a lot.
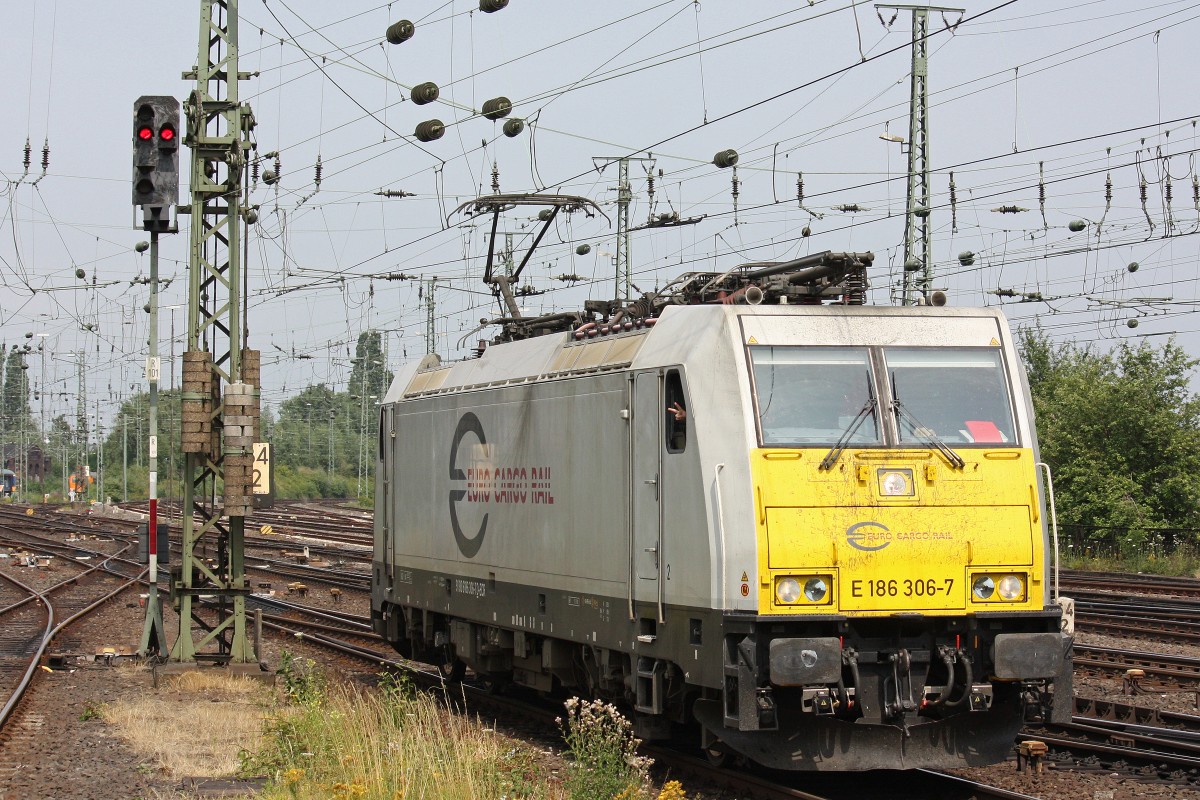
[411,82,440,105]
[385,20,415,44]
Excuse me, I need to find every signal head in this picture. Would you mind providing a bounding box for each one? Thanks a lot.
[132,95,181,216]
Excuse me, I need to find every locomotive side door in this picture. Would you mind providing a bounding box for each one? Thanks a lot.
[631,371,664,619]
[377,405,394,593]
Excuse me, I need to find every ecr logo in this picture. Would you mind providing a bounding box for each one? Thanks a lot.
[448,412,488,558]
[846,521,891,552]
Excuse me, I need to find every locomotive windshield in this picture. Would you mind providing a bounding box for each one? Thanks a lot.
[885,348,1017,446]
[750,346,880,445]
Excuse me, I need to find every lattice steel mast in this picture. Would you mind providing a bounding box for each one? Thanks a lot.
[879,4,962,305]
[171,0,261,665]
[593,155,655,304]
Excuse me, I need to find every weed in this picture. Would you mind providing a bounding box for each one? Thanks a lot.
[376,669,413,702]
[557,697,652,800]
[656,780,687,800]
[277,650,325,707]
[79,700,105,721]
[493,746,551,799]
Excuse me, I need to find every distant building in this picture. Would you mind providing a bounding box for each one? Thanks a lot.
[1,444,52,481]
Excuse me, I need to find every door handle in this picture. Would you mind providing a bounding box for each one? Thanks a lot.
[643,478,657,485]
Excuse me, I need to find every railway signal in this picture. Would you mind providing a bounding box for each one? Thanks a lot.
[133,94,181,656]
[132,95,180,231]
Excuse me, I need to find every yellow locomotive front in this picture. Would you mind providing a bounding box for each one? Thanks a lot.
[695,309,1071,770]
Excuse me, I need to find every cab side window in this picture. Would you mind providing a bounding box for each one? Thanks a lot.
[665,369,687,453]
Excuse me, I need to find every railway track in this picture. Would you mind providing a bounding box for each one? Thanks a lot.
[0,511,146,735]
[2,508,1193,797]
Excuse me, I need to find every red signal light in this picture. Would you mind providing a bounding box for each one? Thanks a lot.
[160,126,175,141]
[138,126,154,141]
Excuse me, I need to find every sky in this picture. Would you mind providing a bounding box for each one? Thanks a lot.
[1,0,1199,438]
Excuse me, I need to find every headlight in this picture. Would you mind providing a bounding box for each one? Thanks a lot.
[997,574,1024,600]
[803,577,828,602]
[972,575,995,600]
[879,469,914,496]
[776,578,802,604]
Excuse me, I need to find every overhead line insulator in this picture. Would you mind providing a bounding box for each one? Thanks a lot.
[713,149,738,169]
[415,119,445,142]
[411,82,439,105]
[385,20,415,44]
[481,96,512,120]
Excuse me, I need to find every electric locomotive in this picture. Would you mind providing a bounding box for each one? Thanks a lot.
[371,194,1072,770]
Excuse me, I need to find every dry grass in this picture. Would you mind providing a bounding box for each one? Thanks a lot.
[248,678,568,800]
[102,668,271,779]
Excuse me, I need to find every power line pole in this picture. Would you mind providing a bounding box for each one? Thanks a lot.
[75,352,86,500]
[878,4,962,305]
[424,278,437,355]
[172,0,261,668]
[593,155,655,304]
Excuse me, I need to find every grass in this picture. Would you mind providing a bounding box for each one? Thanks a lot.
[245,668,567,800]
[101,655,694,800]
[101,667,271,779]
[1063,545,1200,578]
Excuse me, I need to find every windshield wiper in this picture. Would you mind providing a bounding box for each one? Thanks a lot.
[891,398,965,469]
[819,396,877,471]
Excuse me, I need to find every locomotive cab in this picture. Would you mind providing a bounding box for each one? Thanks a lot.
[690,306,1072,769]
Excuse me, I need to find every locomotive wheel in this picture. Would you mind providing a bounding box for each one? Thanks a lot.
[437,646,466,682]
[704,743,731,768]
[480,675,508,695]
[704,743,747,769]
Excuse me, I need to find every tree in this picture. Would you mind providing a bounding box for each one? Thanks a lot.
[1018,328,1200,552]
[100,390,184,499]
[348,330,393,417]
[2,345,32,426]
